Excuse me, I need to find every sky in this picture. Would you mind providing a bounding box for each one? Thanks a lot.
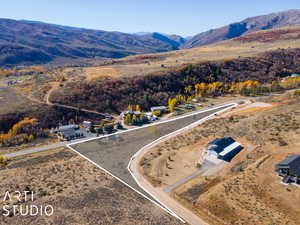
[0,0,299,36]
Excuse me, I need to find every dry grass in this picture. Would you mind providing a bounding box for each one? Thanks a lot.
[83,67,120,81]
[0,148,184,225]
[165,93,300,225]
[78,25,300,78]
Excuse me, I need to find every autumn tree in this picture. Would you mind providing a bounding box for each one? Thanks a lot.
[168,98,177,112]
[124,114,132,125]
[135,105,141,112]
[128,105,133,111]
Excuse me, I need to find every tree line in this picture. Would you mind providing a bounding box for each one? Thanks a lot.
[0,118,48,147]
[51,48,300,114]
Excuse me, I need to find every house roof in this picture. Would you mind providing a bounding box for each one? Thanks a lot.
[60,129,76,138]
[123,110,133,114]
[208,137,236,153]
[219,141,242,157]
[151,106,167,111]
[58,124,78,131]
[277,155,300,166]
[277,155,300,176]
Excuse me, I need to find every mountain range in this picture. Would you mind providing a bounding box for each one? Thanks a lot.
[0,19,184,66]
[0,9,300,66]
[183,9,300,48]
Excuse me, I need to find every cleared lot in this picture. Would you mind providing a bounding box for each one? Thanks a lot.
[70,104,235,212]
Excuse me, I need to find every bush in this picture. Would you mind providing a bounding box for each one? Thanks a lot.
[152,110,161,117]
[104,124,114,133]
[294,90,300,96]
[0,155,7,165]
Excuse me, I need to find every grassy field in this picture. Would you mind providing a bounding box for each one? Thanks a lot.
[141,92,300,225]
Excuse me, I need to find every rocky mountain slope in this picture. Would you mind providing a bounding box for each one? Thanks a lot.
[183,9,300,48]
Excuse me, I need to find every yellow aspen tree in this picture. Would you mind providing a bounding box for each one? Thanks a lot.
[136,105,141,112]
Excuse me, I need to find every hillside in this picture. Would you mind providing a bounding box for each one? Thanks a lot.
[1,10,299,67]
[0,19,183,66]
[9,24,297,116]
[84,24,300,78]
[139,93,300,225]
[49,47,300,113]
[183,9,300,48]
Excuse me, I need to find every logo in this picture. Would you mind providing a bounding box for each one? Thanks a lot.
[1,190,54,217]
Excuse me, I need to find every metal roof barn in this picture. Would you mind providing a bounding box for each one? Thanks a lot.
[207,137,243,162]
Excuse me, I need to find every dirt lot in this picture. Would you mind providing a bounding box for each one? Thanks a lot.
[142,92,300,225]
[0,148,185,225]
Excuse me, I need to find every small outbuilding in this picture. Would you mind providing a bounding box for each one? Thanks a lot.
[275,155,300,185]
[207,137,243,162]
[150,106,167,113]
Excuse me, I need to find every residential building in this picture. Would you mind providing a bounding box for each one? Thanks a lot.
[150,106,167,113]
[58,129,84,141]
[275,155,300,185]
[56,124,79,132]
[82,121,92,129]
[206,137,243,162]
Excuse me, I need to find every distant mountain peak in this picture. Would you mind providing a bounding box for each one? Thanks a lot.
[183,9,300,48]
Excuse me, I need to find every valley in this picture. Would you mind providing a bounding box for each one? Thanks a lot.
[1,7,300,225]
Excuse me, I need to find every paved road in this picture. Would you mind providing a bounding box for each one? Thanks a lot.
[3,101,240,160]
[69,102,238,225]
[3,101,238,225]
[3,135,97,158]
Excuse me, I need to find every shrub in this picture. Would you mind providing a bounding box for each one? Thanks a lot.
[152,110,161,117]
[0,155,7,165]
[294,90,300,96]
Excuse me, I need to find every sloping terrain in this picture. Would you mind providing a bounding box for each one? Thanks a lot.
[0,19,183,66]
[50,47,300,113]
[1,9,300,67]
[183,9,300,48]
[171,94,300,225]
[0,148,185,225]
[81,24,300,79]
[138,93,300,225]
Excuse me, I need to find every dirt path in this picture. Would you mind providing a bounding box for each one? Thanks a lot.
[45,82,60,105]
[16,81,108,117]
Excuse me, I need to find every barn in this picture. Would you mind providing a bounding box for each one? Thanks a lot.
[207,137,243,162]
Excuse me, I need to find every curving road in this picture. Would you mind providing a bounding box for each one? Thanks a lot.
[68,102,240,225]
